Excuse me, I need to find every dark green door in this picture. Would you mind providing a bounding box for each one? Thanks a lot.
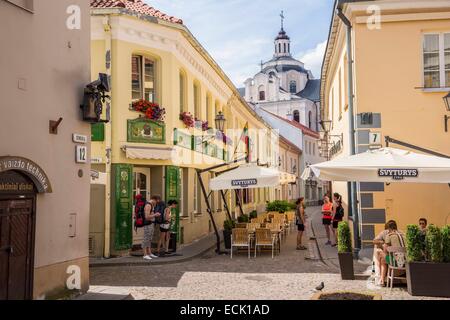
[113,164,133,251]
[165,166,181,241]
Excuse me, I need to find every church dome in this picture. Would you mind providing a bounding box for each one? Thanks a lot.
[275,29,290,41]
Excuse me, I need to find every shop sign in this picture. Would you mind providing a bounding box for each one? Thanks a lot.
[127,118,165,144]
[231,179,257,188]
[378,168,418,180]
[0,156,52,193]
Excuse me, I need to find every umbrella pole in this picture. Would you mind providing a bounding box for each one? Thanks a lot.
[235,190,245,216]
[197,170,226,255]
[221,190,232,221]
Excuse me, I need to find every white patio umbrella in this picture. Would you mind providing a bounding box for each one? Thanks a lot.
[210,164,291,191]
[302,147,450,184]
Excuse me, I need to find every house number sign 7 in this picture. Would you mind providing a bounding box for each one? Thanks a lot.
[369,132,382,147]
[76,146,87,163]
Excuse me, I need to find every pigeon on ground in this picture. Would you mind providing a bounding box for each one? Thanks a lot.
[315,282,325,291]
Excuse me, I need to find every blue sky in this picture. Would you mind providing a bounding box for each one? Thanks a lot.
[147,0,334,87]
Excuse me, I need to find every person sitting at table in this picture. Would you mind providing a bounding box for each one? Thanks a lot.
[374,220,405,286]
[372,221,394,285]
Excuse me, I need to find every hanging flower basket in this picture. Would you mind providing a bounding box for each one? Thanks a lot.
[179,112,195,128]
[131,99,166,122]
[215,130,233,146]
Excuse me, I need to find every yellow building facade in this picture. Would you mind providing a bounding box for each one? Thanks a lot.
[88,2,288,257]
[321,0,450,256]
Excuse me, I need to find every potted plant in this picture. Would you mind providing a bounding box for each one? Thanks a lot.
[406,224,450,297]
[249,210,258,220]
[223,219,235,250]
[237,214,249,223]
[337,221,354,280]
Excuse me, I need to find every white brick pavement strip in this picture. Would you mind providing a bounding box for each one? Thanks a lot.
[89,272,445,300]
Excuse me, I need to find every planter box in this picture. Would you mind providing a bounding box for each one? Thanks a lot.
[338,252,355,280]
[406,262,450,298]
[223,230,232,249]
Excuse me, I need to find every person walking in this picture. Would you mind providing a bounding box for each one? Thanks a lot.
[322,195,333,245]
[158,200,177,256]
[142,197,161,261]
[331,193,344,247]
[295,197,307,250]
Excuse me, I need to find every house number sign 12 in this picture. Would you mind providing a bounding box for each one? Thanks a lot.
[76,146,87,163]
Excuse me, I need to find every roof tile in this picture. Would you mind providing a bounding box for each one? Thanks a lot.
[90,0,183,24]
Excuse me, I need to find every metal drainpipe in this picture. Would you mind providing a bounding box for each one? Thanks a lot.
[103,15,112,259]
[336,6,361,257]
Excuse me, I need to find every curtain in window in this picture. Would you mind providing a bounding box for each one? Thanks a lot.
[423,34,440,88]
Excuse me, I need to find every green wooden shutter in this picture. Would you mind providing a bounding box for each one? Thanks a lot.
[91,123,105,142]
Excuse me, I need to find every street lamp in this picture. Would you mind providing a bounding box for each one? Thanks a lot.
[215,111,226,132]
[444,92,450,132]
[319,130,327,140]
[320,120,332,133]
[80,73,110,123]
[444,92,450,111]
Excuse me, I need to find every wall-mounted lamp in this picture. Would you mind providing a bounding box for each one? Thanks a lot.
[443,92,450,132]
[80,73,111,123]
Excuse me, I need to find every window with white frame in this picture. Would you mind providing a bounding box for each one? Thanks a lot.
[132,55,156,101]
[423,33,450,88]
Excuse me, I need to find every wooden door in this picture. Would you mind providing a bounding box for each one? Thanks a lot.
[0,198,35,300]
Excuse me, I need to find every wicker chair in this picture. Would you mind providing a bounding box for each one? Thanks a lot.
[254,228,276,259]
[231,228,251,259]
[247,223,261,233]
[235,223,247,229]
[386,246,407,290]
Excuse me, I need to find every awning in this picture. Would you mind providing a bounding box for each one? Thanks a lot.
[122,145,175,160]
[302,147,450,184]
[210,164,294,191]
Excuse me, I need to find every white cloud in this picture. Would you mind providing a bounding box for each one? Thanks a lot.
[297,40,327,79]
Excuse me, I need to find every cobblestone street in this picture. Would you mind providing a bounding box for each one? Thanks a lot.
[88,207,446,300]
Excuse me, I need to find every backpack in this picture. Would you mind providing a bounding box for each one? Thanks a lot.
[154,201,167,224]
[134,201,151,231]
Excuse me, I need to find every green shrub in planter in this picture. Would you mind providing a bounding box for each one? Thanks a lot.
[237,214,249,223]
[266,200,294,213]
[249,210,258,219]
[442,225,450,263]
[223,219,235,231]
[337,221,352,254]
[406,225,424,262]
[426,225,443,263]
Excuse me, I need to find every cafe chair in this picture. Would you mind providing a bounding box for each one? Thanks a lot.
[231,228,251,259]
[386,246,407,290]
[254,228,276,259]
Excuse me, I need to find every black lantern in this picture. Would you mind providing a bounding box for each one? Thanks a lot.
[81,73,111,123]
[215,111,226,132]
[444,92,450,132]
[319,130,327,140]
[444,92,450,112]
[320,120,332,133]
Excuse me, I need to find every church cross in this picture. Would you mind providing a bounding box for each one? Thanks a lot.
[280,11,285,30]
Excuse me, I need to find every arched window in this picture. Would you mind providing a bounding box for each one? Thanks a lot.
[258,85,265,101]
[308,111,313,129]
[284,43,287,53]
[293,110,300,123]
[289,81,297,94]
[278,43,281,53]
